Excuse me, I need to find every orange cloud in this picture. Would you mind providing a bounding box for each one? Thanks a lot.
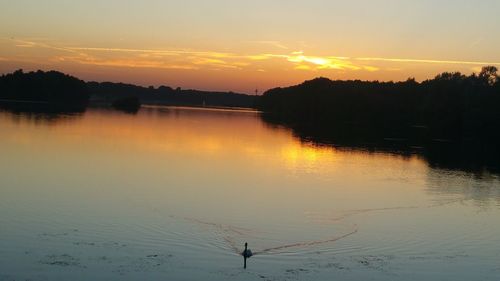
[4,37,499,80]
[2,38,378,72]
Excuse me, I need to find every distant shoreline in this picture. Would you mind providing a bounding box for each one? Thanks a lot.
[140,104,261,113]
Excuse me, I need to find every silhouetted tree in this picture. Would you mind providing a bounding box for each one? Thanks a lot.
[479,66,498,86]
[258,66,500,141]
[112,96,141,113]
[87,81,257,108]
[0,69,89,104]
[258,66,500,175]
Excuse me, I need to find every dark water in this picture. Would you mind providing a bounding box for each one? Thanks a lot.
[0,106,499,281]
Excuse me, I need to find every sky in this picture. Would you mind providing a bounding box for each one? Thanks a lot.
[1,0,500,93]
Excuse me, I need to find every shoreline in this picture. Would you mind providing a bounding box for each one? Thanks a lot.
[140,104,261,113]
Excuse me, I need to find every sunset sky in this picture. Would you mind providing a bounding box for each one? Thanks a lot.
[1,0,500,93]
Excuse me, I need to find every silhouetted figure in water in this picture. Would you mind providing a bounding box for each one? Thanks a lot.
[242,242,253,269]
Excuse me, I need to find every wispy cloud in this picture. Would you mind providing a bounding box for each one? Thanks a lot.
[2,38,246,70]
[250,52,359,71]
[8,38,82,55]
[58,56,199,70]
[3,37,500,74]
[68,46,235,58]
[363,66,379,72]
[282,51,360,70]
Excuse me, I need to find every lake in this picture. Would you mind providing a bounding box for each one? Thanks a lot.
[0,106,499,281]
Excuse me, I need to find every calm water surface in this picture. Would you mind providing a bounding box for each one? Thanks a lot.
[0,106,499,280]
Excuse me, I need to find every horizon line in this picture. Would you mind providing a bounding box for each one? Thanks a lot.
[1,66,497,96]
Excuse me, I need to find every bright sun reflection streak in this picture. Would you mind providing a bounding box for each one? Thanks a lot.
[281,143,334,173]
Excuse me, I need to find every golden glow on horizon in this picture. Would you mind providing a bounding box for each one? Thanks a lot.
[1,1,500,93]
[2,37,500,92]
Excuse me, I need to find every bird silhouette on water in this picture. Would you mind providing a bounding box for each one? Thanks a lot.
[242,242,253,269]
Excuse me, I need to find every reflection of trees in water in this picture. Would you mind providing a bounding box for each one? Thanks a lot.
[261,114,500,177]
[423,142,500,175]
[0,107,85,126]
[262,115,500,206]
[258,67,500,177]
[426,169,500,206]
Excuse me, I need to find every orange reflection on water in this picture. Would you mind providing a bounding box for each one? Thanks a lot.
[0,106,431,220]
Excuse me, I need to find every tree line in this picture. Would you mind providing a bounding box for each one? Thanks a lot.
[0,69,89,104]
[258,66,500,141]
[0,70,258,111]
